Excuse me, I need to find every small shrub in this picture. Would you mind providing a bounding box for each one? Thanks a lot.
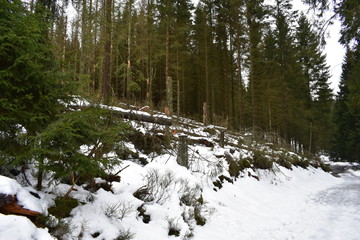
[252,152,273,170]
[238,158,251,171]
[166,217,181,237]
[194,207,206,226]
[178,179,202,207]
[276,157,292,170]
[36,215,72,240]
[137,204,151,224]
[212,180,222,189]
[133,169,174,204]
[48,197,79,219]
[131,131,163,154]
[293,157,310,169]
[224,152,240,177]
[115,228,135,240]
[104,201,133,220]
[218,175,233,184]
[319,162,331,172]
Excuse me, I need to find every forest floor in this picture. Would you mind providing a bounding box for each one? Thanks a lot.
[0,100,359,240]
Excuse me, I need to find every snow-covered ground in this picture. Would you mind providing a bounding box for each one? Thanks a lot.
[1,101,359,239]
[1,161,360,240]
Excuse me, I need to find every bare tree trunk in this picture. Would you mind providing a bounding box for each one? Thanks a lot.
[176,48,180,116]
[146,0,153,106]
[127,1,133,99]
[165,24,173,114]
[102,0,112,103]
[205,23,210,124]
[237,47,243,130]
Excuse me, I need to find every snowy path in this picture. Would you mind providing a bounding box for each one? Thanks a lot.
[295,173,360,240]
[195,168,360,240]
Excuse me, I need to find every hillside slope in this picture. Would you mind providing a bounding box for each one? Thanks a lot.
[0,101,357,240]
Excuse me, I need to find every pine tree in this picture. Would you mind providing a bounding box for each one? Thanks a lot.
[295,14,333,152]
[0,0,70,171]
[31,108,130,195]
[332,48,360,161]
[246,0,266,130]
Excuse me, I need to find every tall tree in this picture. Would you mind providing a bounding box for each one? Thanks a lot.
[246,0,266,130]
[332,47,360,161]
[0,0,70,173]
[295,14,332,152]
[102,0,112,103]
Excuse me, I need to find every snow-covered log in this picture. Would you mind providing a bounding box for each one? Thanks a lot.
[69,104,172,126]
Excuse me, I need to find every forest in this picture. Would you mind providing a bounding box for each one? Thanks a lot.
[0,0,359,163]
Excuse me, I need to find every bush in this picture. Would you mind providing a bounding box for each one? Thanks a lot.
[276,157,292,170]
[293,157,310,169]
[166,217,181,237]
[252,152,273,170]
[238,158,252,171]
[32,107,130,193]
[104,201,133,221]
[131,131,163,154]
[115,228,135,240]
[178,179,202,207]
[194,206,206,226]
[48,197,79,219]
[133,169,174,204]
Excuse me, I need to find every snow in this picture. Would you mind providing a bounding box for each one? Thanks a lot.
[1,103,360,240]
[0,214,54,240]
[2,164,360,240]
[0,176,43,213]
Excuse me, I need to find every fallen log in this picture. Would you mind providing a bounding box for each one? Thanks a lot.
[0,194,41,217]
[69,104,172,126]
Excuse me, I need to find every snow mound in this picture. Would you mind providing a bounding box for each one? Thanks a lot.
[0,176,54,240]
[0,176,43,213]
[0,214,54,240]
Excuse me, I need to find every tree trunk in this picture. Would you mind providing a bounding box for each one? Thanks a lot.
[165,24,173,114]
[102,0,112,103]
[127,1,132,99]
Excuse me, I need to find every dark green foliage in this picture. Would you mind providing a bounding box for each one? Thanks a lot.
[225,153,241,177]
[212,180,222,190]
[194,206,206,226]
[136,204,151,224]
[168,228,180,237]
[0,0,70,168]
[130,131,164,154]
[238,158,252,171]
[48,197,79,219]
[276,157,292,170]
[331,48,360,162]
[32,108,130,188]
[292,157,310,169]
[252,152,273,170]
[35,215,72,239]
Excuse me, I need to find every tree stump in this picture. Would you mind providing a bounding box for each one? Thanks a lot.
[219,131,225,148]
[177,135,188,168]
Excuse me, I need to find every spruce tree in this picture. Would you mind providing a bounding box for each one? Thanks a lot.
[295,14,333,152]
[0,0,70,172]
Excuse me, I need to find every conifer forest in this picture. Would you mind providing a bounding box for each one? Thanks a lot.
[0,0,359,164]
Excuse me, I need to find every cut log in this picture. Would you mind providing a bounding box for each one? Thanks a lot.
[69,104,172,126]
[188,137,214,147]
[0,194,41,217]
